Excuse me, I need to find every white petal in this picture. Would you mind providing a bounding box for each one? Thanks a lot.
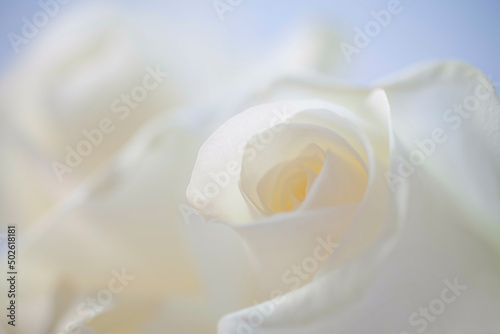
[380,61,500,255]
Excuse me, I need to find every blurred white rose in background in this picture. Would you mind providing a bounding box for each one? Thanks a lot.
[0,9,184,230]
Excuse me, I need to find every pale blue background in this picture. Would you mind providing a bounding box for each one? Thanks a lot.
[0,0,499,83]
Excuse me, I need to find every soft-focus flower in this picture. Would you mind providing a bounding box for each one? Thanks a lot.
[187,61,500,333]
[187,94,391,293]
[0,10,184,229]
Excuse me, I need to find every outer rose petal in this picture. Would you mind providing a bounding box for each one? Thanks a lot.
[380,61,500,255]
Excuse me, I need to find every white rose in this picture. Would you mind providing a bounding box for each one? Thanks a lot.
[187,61,500,333]
[0,10,183,228]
